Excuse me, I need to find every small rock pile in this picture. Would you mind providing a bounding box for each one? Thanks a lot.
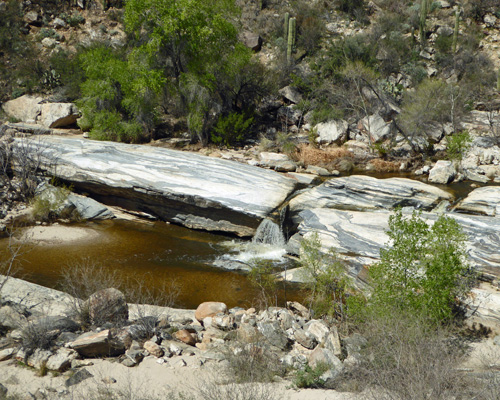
[0,288,364,390]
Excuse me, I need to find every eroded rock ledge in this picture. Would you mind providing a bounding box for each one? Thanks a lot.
[15,136,297,236]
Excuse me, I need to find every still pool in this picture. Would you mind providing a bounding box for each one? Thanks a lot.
[0,219,301,309]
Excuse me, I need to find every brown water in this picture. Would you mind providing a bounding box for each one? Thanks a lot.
[1,220,301,310]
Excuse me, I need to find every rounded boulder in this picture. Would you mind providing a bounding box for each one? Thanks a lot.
[195,302,227,323]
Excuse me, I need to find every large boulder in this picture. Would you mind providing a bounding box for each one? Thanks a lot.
[86,288,128,326]
[39,103,79,128]
[240,31,262,52]
[67,193,114,220]
[291,209,500,282]
[69,330,126,357]
[1,95,43,123]
[315,120,349,145]
[357,114,392,143]
[428,160,456,184]
[289,175,453,217]
[14,136,296,237]
[454,186,500,217]
[195,302,227,322]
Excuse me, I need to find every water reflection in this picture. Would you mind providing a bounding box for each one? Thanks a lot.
[0,219,301,309]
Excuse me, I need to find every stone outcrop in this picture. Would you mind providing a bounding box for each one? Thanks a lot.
[39,103,79,128]
[69,330,126,358]
[289,175,453,216]
[14,136,296,236]
[85,288,128,326]
[1,95,43,124]
[195,302,227,322]
[1,96,79,128]
[454,186,500,217]
[290,209,500,282]
[315,120,349,145]
[428,160,456,184]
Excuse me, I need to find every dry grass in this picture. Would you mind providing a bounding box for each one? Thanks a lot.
[368,159,401,172]
[293,144,353,167]
[342,312,473,400]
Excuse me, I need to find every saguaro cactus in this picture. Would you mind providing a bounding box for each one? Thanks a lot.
[287,17,296,64]
[452,5,460,53]
[419,0,428,47]
[284,12,289,42]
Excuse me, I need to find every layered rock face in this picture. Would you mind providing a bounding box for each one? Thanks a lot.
[14,136,296,236]
[289,175,453,216]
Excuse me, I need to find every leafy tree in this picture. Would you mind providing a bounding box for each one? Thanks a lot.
[77,0,266,144]
[77,44,163,142]
[398,78,468,148]
[211,111,254,148]
[369,209,473,322]
[299,232,352,320]
[446,130,472,162]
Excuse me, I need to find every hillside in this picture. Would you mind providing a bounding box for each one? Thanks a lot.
[1,0,499,169]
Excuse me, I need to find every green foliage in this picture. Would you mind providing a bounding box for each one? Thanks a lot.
[211,111,254,147]
[368,209,473,322]
[299,232,352,320]
[335,0,367,21]
[62,12,85,27]
[248,259,280,309]
[31,185,72,222]
[38,28,61,41]
[447,130,472,161]
[399,78,468,145]
[294,364,328,389]
[77,44,163,143]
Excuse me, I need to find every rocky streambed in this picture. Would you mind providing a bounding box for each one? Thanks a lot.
[6,136,500,324]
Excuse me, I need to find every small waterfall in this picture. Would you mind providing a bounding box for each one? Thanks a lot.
[252,218,286,247]
[217,217,288,267]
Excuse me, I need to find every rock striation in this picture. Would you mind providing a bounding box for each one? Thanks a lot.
[14,136,297,236]
[454,186,500,217]
[291,209,500,282]
[289,175,453,217]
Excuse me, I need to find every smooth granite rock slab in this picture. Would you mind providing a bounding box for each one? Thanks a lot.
[454,186,500,217]
[293,209,500,280]
[289,175,453,216]
[15,136,297,236]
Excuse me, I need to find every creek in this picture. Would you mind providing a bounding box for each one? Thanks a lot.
[0,218,301,310]
[0,170,496,310]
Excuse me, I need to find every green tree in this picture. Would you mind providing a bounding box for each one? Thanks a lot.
[299,232,352,320]
[77,44,163,142]
[369,210,473,322]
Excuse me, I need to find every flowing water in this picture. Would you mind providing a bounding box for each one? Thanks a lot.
[0,219,300,309]
[2,171,492,310]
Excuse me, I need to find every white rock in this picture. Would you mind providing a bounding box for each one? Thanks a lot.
[315,120,349,145]
[1,95,43,123]
[428,160,456,184]
[40,103,79,128]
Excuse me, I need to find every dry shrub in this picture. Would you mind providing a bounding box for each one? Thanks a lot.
[345,312,471,400]
[196,381,284,400]
[224,341,287,384]
[368,159,401,172]
[58,259,180,331]
[293,144,353,167]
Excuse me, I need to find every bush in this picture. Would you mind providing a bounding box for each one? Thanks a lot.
[31,185,72,222]
[368,209,474,322]
[447,130,472,161]
[294,364,328,389]
[398,78,469,146]
[351,311,471,400]
[211,111,254,147]
[298,232,352,320]
[225,342,287,383]
[247,259,281,309]
[335,0,367,21]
